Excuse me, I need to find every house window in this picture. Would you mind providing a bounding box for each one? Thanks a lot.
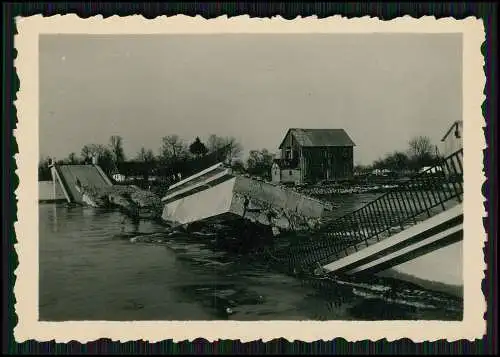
[342,148,349,158]
[289,170,293,175]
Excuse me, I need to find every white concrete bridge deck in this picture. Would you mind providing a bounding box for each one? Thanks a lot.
[322,203,463,276]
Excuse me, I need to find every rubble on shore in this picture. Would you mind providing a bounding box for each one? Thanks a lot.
[296,183,400,197]
[79,184,164,219]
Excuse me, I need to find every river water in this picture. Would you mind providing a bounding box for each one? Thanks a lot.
[39,195,463,321]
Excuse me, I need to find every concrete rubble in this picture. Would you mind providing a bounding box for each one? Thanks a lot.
[78,184,164,219]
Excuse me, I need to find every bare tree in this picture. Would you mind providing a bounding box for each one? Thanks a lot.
[207,134,226,152]
[67,152,78,164]
[408,136,434,160]
[136,147,155,162]
[160,135,187,162]
[224,136,243,162]
[81,144,94,160]
[407,135,438,168]
[109,135,125,163]
[80,143,115,172]
[137,147,147,161]
[206,134,243,162]
[246,148,274,178]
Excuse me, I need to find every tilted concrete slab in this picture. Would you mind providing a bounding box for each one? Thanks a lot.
[323,203,463,274]
[161,164,333,232]
[51,164,113,204]
[162,176,237,226]
[349,223,462,275]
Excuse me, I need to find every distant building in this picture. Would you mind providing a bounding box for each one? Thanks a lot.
[271,159,301,184]
[272,128,356,184]
[440,120,463,158]
[371,168,392,176]
[112,173,126,182]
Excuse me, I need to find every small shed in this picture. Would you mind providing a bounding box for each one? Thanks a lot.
[271,159,301,184]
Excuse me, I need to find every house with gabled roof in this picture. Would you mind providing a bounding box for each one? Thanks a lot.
[271,128,356,184]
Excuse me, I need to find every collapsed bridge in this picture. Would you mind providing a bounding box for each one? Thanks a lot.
[267,149,464,280]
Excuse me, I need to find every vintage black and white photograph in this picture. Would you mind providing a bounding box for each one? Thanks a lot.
[14,15,486,342]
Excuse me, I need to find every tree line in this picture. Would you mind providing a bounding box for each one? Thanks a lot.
[354,136,442,174]
[38,134,253,181]
[39,133,441,182]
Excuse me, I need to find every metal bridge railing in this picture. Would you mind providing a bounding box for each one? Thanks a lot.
[282,149,464,273]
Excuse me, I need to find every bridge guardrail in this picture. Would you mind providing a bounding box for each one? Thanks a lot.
[277,149,464,273]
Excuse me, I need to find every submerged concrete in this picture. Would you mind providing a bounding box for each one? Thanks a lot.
[51,164,112,204]
[38,181,66,203]
[49,163,163,219]
[84,184,164,219]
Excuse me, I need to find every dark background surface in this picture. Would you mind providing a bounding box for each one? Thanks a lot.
[3,2,497,355]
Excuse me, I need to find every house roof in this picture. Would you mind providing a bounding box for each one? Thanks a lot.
[441,120,463,142]
[279,128,356,149]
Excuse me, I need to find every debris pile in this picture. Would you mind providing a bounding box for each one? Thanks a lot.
[79,184,164,219]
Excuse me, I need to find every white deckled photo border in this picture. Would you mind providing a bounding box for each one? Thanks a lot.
[13,14,486,343]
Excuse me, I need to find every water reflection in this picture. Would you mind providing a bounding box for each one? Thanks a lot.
[51,203,58,232]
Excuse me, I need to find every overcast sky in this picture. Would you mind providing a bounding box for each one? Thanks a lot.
[39,33,462,165]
